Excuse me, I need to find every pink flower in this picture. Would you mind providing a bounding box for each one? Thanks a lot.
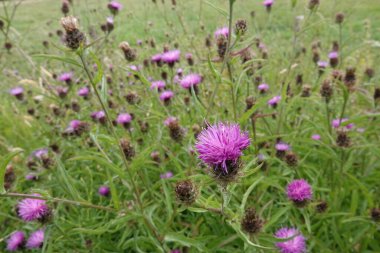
[317,61,328,68]
[159,90,174,102]
[275,142,290,151]
[258,83,269,92]
[263,0,274,7]
[180,74,202,89]
[268,96,281,107]
[10,87,24,96]
[164,117,178,127]
[160,171,173,179]
[275,227,306,253]
[331,118,354,129]
[17,194,50,222]
[77,87,90,97]
[287,179,312,202]
[58,72,73,83]
[328,51,339,59]
[150,80,166,91]
[311,134,321,140]
[108,1,122,14]
[214,27,229,39]
[98,186,110,197]
[161,50,181,66]
[116,113,132,125]
[151,53,162,63]
[26,229,45,249]
[6,231,25,251]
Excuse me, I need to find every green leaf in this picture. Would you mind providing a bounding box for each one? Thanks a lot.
[239,97,267,125]
[0,148,23,193]
[164,232,206,251]
[32,54,83,68]
[240,176,264,211]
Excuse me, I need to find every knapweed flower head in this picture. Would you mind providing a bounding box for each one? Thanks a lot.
[26,229,45,249]
[18,194,50,222]
[150,80,166,91]
[317,61,328,68]
[275,227,306,253]
[311,134,321,140]
[263,0,274,7]
[6,231,25,251]
[56,86,69,98]
[151,53,162,63]
[180,74,202,89]
[77,87,89,97]
[164,116,178,127]
[98,186,110,197]
[64,119,88,136]
[108,1,122,14]
[328,51,339,59]
[275,142,290,151]
[91,111,106,123]
[331,118,354,129]
[58,72,73,83]
[116,113,132,125]
[214,26,229,39]
[161,50,180,66]
[287,179,312,202]
[195,123,250,175]
[268,96,281,107]
[160,90,174,102]
[33,148,49,159]
[160,171,173,179]
[10,87,24,97]
[258,83,269,92]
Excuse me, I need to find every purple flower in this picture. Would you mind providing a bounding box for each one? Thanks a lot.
[171,250,181,253]
[26,229,44,249]
[151,53,162,63]
[161,50,180,66]
[106,16,114,24]
[311,134,321,140]
[328,51,339,59]
[160,171,173,179]
[10,87,24,97]
[91,111,106,123]
[287,179,312,202]
[64,120,88,135]
[108,1,122,14]
[98,186,110,197]
[258,83,269,92]
[33,148,48,159]
[317,61,328,68]
[25,173,38,181]
[180,74,202,89]
[160,90,174,102]
[275,142,290,151]
[17,194,49,222]
[268,96,281,107]
[275,227,306,253]
[116,113,132,125]
[137,39,143,46]
[150,80,166,91]
[263,0,274,7]
[7,231,25,251]
[331,118,354,129]
[195,123,250,174]
[164,117,178,127]
[56,86,69,98]
[77,87,90,97]
[185,53,193,59]
[58,72,73,83]
[214,27,229,39]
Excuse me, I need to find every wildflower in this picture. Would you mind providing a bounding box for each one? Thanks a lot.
[287,179,312,206]
[195,123,250,180]
[61,0,70,15]
[285,152,298,167]
[164,117,185,142]
[120,139,135,160]
[116,113,132,128]
[258,83,269,93]
[180,73,202,90]
[150,151,161,163]
[344,67,356,90]
[316,200,328,213]
[336,130,350,147]
[160,90,174,105]
[119,42,137,62]
[320,79,333,102]
[241,208,263,234]
[4,165,15,190]
[245,96,255,111]
[150,80,166,91]
[151,53,163,66]
[275,227,306,253]
[216,35,228,58]
[26,229,45,249]
[308,0,319,10]
[98,186,110,197]
[10,87,24,100]
[160,171,173,179]
[125,91,140,104]
[58,72,73,84]
[26,174,38,181]
[275,142,290,158]
[91,111,106,124]
[268,96,281,108]
[328,51,339,68]
[17,194,50,222]
[371,208,380,222]
[6,231,25,251]
[138,120,149,133]
[263,0,274,12]
[331,118,354,129]
[175,180,197,204]
[311,134,321,140]
[56,86,69,98]
[77,87,90,98]
[108,1,122,15]
[161,50,180,67]
[235,19,247,36]
[64,120,88,136]
[214,27,229,39]
[60,16,85,50]
[301,85,312,97]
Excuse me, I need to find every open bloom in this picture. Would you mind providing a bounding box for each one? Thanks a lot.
[311,134,321,140]
[98,186,110,197]
[160,90,174,102]
[160,171,173,179]
[116,113,132,126]
[26,229,45,249]
[7,231,25,251]
[195,123,250,174]
[58,72,73,83]
[263,0,274,7]
[108,1,122,14]
[258,83,269,93]
[268,96,281,107]
[10,87,24,99]
[331,118,354,129]
[275,227,306,253]
[77,87,90,97]
[150,80,166,91]
[287,179,312,202]
[180,74,202,89]
[91,111,106,123]
[18,194,50,222]
[214,27,229,39]
[275,142,290,151]
[328,51,338,59]
[161,50,180,66]
[64,120,88,136]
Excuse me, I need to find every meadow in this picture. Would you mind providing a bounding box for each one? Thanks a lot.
[0,0,380,252]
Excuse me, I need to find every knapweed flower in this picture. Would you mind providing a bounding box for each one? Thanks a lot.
[160,171,173,179]
[108,1,122,14]
[116,113,132,128]
[317,61,328,68]
[18,194,50,222]
[164,116,178,127]
[275,227,306,253]
[164,117,185,142]
[150,80,166,91]
[10,87,24,100]
[287,179,312,204]
[311,134,321,140]
[26,229,45,249]
[161,50,180,67]
[33,148,49,159]
[91,111,106,124]
[275,142,290,151]
[77,87,90,97]
[180,74,202,90]
[214,27,229,39]
[195,123,250,177]
[98,186,110,197]
[25,173,38,181]
[64,120,88,136]
[263,0,274,7]
[268,96,281,107]
[6,231,25,251]
[58,72,73,84]
[328,51,339,67]
[331,118,354,129]
[258,83,269,93]
[160,90,174,105]
[56,86,69,98]
[151,53,162,65]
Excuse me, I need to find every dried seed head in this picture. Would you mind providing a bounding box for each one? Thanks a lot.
[371,208,380,222]
[336,130,350,148]
[241,208,263,234]
[125,92,140,105]
[245,96,255,111]
[301,85,312,97]
[308,0,319,10]
[175,180,197,204]
[344,67,356,90]
[335,12,345,24]
[60,16,79,33]
[120,139,135,160]
[235,19,247,36]
[285,152,298,167]
[320,79,333,102]
[316,201,328,213]
[119,42,137,62]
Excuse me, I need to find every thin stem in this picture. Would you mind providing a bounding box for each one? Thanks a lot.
[0,192,115,212]
[325,100,331,135]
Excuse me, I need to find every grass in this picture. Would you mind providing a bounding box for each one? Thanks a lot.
[0,0,380,252]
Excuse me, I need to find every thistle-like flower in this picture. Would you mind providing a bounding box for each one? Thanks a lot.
[287,179,312,206]
[6,231,25,251]
[26,229,45,249]
[17,195,50,222]
[275,227,306,253]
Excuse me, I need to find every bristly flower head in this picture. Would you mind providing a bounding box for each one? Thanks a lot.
[116,113,132,125]
[214,26,229,39]
[275,227,306,253]
[268,96,281,107]
[108,1,123,14]
[58,72,73,83]
[77,87,90,97]
[6,231,25,251]
[26,229,45,249]
[258,83,269,93]
[331,118,354,129]
[275,142,290,151]
[195,123,250,175]
[60,16,78,33]
[98,186,110,197]
[17,194,50,222]
[311,134,321,140]
[287,179,312,203]
[263,0,274,7]
[159,90,174,103]
[150,80,166,91]
[161,50,180,67]
[180,73,202,89]
[10,87,24,98]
